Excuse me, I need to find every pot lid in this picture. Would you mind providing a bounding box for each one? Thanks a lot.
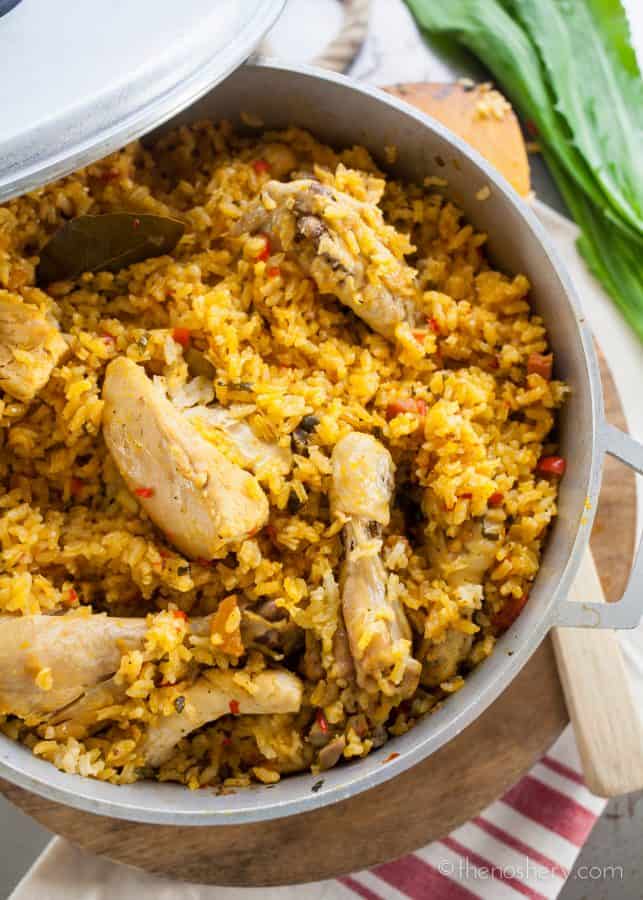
[0,0,285,202]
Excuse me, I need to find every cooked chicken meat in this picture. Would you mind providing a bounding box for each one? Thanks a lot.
[141,668,303,766]
[331,431,395,525]
[318,735,347,771]
[1,602,307,728]
[444,524,498,591]
[331,432,421,697]
[102,358,269,559]
[0,294,67,401]
[0,614,147,718]
[421,523,498,687]
[258,142,298,179]
[233,179,419,340]
[188,404,291,477]
[421,630,473,688]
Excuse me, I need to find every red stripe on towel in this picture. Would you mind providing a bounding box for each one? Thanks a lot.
[502,776,597,845]
[473,816,569,878]
[441,836,549,900]
[339,875,383,900]
[374,854,478,900]
[541,756,586,787]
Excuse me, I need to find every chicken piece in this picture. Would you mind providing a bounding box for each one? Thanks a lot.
[0,614,147,719]
[331,431,395,525]
[428,521,497,604]
[421,629,473,688]
[420,523,498,687]
[141,668,303,766]
[447,525,498,591]
[102,358,269,559]
[0,601,306,730]
[331,433,421,697]
[0,294,67,401]
[233,179,419,340]
[188,404,291,477]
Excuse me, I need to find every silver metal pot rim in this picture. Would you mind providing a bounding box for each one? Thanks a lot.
[1,61,642,827]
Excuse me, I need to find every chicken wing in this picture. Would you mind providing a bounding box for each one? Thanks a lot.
[331,432,420,697]
[102,358,269,559]
[141,668,303,766]
[233,179,419,340]
[0,293,67,401]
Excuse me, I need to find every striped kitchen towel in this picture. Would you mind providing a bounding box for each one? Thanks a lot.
[340,729,605,900]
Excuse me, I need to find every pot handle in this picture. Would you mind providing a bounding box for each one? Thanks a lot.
[554,423,643,629]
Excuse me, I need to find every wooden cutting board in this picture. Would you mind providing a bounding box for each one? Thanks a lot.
[0,84,636,886]
[386,82,532,197]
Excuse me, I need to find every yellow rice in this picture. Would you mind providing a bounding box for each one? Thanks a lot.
[0,121,566,789]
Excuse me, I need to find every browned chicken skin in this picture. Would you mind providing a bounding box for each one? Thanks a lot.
[233,178,420,340]
[102,358,269,559]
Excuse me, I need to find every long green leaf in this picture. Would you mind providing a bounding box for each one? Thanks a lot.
[544,150,643,341]
[404,0,640,242]
[585,0,641,77]
[404,0,643,340]
[503,0,643,235]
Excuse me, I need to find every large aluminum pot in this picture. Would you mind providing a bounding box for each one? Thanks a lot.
[2,61,643,825]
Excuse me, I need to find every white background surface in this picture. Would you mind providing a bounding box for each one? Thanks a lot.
[1,0,643,897]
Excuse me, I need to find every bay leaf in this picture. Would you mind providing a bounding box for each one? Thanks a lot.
[36,213,185,285]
